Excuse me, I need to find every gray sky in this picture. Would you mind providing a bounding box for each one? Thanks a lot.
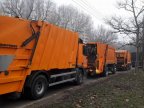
[52,0,134,42]
[53,0,125,27]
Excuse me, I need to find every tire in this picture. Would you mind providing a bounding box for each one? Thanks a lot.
[112,65,116,74]
[24,75,48,100]
[128,64,131,70]
[101,66,108,77]
[125,65,128,71]
[129,65,131,70]
[74,69,83,85]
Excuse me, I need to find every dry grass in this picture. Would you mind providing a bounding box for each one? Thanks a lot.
[46,70,144,108]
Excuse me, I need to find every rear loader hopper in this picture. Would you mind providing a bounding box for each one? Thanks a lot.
[83,42,117,77]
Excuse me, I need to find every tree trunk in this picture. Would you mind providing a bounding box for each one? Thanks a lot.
[142,17,144,71]
[135,46,139,72]
[135,28,140,73]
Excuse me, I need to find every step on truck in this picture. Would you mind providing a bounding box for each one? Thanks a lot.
[0,16,84,99]
[83,42,117,77]
[116,50,131,70]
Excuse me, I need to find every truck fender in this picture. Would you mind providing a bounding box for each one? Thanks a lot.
[24,71,49,88]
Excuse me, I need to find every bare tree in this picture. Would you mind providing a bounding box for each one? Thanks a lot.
[56,5,75,29]
[89,25,118,45]
[0,0,56,20]
[32,0,56,21]
[56,5,94,36]
[106,0,144,72]
[0,0,35,18]
[141,17,144,70]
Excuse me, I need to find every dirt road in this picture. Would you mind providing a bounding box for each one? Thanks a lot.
[0,71,129,108]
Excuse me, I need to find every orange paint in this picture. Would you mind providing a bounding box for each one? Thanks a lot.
[0,16,83,95]
[116,50,131,70]
[84,42,117,75]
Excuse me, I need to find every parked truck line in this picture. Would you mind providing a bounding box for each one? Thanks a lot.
[0,16,122,100]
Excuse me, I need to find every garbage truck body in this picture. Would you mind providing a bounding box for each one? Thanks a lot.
[83,42,117,76]
[0,16,84,99]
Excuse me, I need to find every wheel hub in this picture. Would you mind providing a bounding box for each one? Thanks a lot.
[35,81,44,95]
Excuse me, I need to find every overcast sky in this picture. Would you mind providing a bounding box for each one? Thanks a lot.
[52,0,133,42]
[53,0,124,27]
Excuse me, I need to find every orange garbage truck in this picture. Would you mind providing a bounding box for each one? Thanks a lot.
[116,50,131,70]
[0,16,84,99]
[83,42,117,77]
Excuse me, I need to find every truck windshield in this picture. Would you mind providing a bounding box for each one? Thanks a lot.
[83,44,96,57]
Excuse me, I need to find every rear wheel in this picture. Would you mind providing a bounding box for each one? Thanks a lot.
[124,65,129,71]
[24,75,48,100]
[128,64,131,70]
[74,69,83,85]
[129,65,132,70]
[112,65,116,74]
[101,66,108,77]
